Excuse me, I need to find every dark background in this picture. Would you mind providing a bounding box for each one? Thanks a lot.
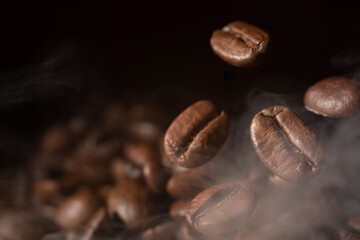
[0,0,360,166]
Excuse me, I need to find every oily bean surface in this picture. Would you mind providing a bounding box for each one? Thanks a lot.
[304,77,360,118]
[164,100,229,168]
[185,182,257,235]
[250,105,325,182]
[210,21,270,67]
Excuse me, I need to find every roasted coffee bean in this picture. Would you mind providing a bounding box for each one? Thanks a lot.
[348,216,360,233]
[106,180,154,229]
[78,208,106,240]
[41,125,70,153]
[166,168,216,199]
[210,21,270,67]
[56,188,97,230]
[164,100,229,168]
[250,106,325,182]
[0,210,55,240]
[338,227,360,240]
[169,200,189,220]
[34,179,61,203]
[304,77,360,118]
[103,101,127,131]
[110,158,143,183]
[143,162,169,194]
[177,221,207,240]
[124,142,168,194]
[141,221,180,240]
[186,182,257,235]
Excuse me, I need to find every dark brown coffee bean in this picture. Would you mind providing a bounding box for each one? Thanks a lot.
[304,77,360,118]
[250,106,325,182]
[164,100,229,168]
[186,182,257,235]
[34,179,61,203]
[166,168,216,199]
[210,21,270,67]
[0,210,55,240]
[110,158,143,183]
[141,221,180,240]
[78,208,106,240]
[41,125,70,153]
[177,221,207,240]
[338,227,360,240]
[56,188,97,230]
[106,180,154,229]
[169,200,189,220]
[124,142,169,194]
[348,216,360,233]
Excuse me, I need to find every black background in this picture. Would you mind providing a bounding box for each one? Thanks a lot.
[0,0,360,166]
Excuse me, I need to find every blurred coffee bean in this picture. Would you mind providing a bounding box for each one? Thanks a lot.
[141,221,180,240]
[110,158,142,183]
[338,227,360,240]
[34,179,61,203]
[41,125,70,153]
[0,210,56,240]
[177,221,206,240]
[106,180,154,229]
[78,207,106,240]
[143,162,169,194]
[67,116,89,139]
[169,200,188,220]
[103,101,127,131]
[166,167,217,199]
[304,77,360,118]
[348,216,360,233]
[61,156,110,186]
[124,142,168,193]
[250,105,325,182]
[164,100,229,168]
[186,182,257,235]
[210,21,270,67]
[75,129,122,161]
[127,121,163,143]
[56,188,97,230]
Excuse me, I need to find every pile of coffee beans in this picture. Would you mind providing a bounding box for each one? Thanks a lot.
[1,20,360,240]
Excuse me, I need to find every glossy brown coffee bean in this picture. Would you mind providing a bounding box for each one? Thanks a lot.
[56,188,97,230]
[164,100,229,168]
[106,180,154,229]
[304,77,360,118]
[210,21,270,67]
[169,200,189,220]
[348,216,360,233]
[186,182,257,235]
[250,106,325,182]
[141,221,180,240]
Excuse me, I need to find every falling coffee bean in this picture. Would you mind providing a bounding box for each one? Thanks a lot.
[210,21,270,67]
[164,100,229,168]
[250,106,325,182]
[304,77,360,118]
[186,182,257,235]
